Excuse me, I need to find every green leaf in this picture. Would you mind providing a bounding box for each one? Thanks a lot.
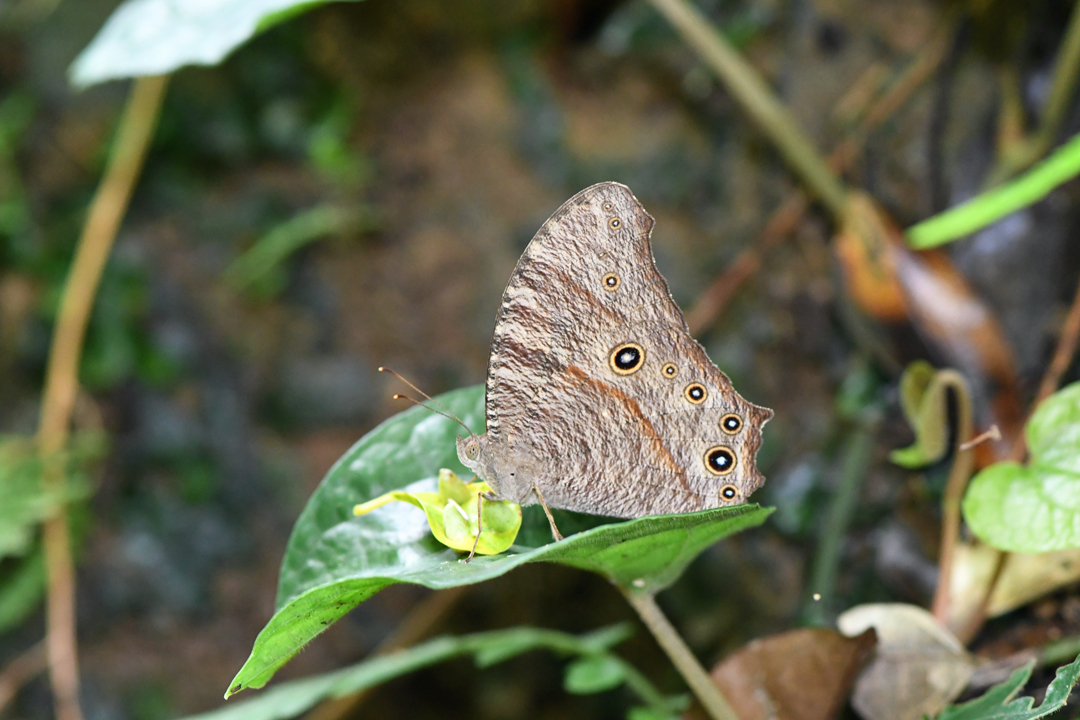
[227,386,772,696]
[935,653,1080,720]
[963,382,1080,552]
[889,361,958,469]
[0,547,45,634]
[627,708,679,720]
[185,625,632,720]
[907,131,1080,249]
[0,434,99,560]
[564,655,627,695]
[69,0,364,89]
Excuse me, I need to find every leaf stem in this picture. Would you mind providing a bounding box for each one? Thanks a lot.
[619,587,738,720]
[35,74,168,720]
[0,640,47,713]
[804,425,875,625]
[646,0,848,216]
[614,656,681,715]
[928,371,974,628]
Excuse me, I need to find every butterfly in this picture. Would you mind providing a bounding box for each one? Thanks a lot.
[456,182,771,540]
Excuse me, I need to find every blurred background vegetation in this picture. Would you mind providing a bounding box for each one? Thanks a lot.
[3,0,1080,718]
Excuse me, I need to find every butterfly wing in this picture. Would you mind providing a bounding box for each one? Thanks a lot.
[479,182,771,517]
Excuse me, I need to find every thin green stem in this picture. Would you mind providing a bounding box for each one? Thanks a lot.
[647,0,848,216]
[620,587,738,720]
[804,425,875,625]
[615,657,680,715]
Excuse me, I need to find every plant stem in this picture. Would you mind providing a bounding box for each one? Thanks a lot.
[615,656,680,715]
[686,25,950,334]
[928,371,974,628]
[619,587,738,720]
[647,0,848,216]
[804,425,874,625]
[988,0,1080,185]
[35,74,169,720]
[0,641,47,713]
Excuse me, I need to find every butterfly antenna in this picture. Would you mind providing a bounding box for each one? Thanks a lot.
[380,367,476,436]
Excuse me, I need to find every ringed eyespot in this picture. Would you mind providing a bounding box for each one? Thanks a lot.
[609,342,645,375]
[662,363,677,378]
[609,218,622,229]
[704,446,737,475]
[720,413,743,434]
[602,272,621,292]
[602,201,614,211]
[720,484,739,500]
[684,382,707,404]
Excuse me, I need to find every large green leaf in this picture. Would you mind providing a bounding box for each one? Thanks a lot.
[935,653,1080,720]
[69,0,362,89]
[192,625,633,720]
[228,385,772,697]
[963,382,1080,552]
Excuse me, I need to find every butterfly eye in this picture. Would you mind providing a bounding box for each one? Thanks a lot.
[602,202,614,211]
[609,342,645,375]
[720,414,743,434]
[662,363,677,378]
[465,439,480,460]
[720,484,739,500]
[705,447,737,475]
[609,218,621,229]
[684,383,707,404]
[602,273,621,292]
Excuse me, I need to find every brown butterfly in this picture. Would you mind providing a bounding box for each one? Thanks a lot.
[457,182,772,540]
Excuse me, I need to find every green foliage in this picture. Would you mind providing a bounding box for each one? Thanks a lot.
[227,386,772,696]
[890,361,957,468]
[0,546,45,634]
[0,433,101,560]
[223,205,374,298]
[964,382,1080,552]
[907,131,1080,249]
[70,0,364,88]
[184,624,676,720]
[563,654,627,694]
[935,653,1080,720]
[353,470,522,555]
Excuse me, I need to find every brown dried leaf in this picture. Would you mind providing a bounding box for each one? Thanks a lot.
[833,192,1023,458]
[686,628,876,720]
[838,603,975,720]
[835,193,909,322]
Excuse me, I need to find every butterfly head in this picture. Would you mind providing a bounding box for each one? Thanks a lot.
[456,433,493,482]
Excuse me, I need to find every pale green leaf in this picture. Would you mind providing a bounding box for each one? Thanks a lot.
[964,382,1080,552]
[69,0,364,88]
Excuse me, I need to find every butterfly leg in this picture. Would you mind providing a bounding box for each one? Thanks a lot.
[465,491,499,563]
[531,485,563,542]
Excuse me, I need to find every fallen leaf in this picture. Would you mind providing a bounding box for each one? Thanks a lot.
[685,628,876,720]
[838,603,975,720]
[948,542,1080,627]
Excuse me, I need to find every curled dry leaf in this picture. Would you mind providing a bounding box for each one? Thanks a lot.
[834,192,1023,458]
[948,541,1080,627]
[686,628,876,720]
[838,603,975,720]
